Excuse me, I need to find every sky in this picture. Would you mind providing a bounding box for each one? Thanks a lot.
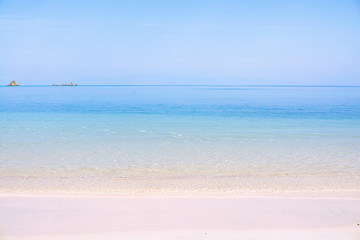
[1,0,360,85]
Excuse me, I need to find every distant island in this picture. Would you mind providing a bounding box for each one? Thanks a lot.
[53,82,78,86]
[8,80,19,86]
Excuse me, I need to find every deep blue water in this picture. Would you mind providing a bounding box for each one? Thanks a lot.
[2,85,360,118]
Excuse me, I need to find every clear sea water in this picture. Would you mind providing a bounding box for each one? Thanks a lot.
[1,86,360,194]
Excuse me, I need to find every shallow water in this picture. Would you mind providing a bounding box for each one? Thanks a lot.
[1,86,360,193]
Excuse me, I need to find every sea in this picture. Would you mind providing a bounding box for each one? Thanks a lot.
[1,85,360,195]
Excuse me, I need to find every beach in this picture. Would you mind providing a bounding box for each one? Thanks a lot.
[1,195,360,240]
[1,85,360,239]
[2,0,360,238]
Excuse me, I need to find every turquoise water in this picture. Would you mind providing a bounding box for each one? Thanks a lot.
[1,86,360,193]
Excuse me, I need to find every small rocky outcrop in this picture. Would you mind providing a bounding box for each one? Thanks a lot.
[8,80,19,86]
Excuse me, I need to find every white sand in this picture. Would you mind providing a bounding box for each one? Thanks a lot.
[1,196,360,240]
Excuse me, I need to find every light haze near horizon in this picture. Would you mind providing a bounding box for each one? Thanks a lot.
[1,0,360,85]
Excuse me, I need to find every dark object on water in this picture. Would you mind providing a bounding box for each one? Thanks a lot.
[53,82,78,86]
[61,82,77,86]
[8,80,19,86]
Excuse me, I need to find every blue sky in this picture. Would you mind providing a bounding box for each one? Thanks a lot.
[1,0,360,85]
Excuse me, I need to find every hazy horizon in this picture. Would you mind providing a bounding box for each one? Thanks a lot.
[3,84,360,87]
[1,0,360,86]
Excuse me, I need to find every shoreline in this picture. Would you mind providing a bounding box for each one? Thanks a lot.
[2,175,360,239]
[1,174,359,198]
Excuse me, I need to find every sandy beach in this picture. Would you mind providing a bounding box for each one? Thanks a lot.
[1,195,359,240]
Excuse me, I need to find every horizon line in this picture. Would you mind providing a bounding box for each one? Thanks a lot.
[2,84,360,87]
